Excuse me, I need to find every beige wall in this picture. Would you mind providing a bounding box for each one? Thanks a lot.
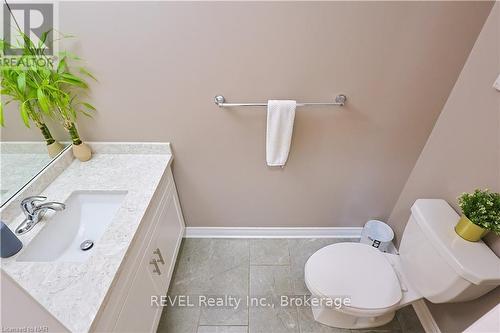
[1,1,492,231]
[387,3,500,332]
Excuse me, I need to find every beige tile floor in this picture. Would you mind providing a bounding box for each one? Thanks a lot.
[157,238,425,333]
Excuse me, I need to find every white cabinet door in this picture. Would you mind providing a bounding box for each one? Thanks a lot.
[150,186,185,294]
[104,169,185,333]
[113,244,162,333]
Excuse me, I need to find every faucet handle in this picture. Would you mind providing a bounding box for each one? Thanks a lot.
[21,196,47,215]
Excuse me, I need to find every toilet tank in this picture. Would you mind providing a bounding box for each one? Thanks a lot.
[399,199,500,304]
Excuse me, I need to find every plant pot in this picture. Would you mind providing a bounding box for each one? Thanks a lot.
[72,142,92,162]
[46,141,64,158]
[455,215,489,242]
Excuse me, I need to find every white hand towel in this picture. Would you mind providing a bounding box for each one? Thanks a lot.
[266,100,296,167]
[493,74,500,91]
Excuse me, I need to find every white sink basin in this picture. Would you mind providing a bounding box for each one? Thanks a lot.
[17,191,127,263]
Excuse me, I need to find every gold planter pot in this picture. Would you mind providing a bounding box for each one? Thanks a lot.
[72,142,92,162]
[46,141,64,158]
[455,215,489,242]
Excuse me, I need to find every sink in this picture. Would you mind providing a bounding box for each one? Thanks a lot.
[17,190,127,263]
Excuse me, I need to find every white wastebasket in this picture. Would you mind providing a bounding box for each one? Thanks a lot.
[360,220,394,252]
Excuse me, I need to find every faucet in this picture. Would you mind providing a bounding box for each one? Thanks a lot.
[15,196,66,235]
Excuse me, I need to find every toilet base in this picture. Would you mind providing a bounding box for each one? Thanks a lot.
[311,306,395,329]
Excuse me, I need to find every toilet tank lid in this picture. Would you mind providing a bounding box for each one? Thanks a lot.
[411,199,500,285]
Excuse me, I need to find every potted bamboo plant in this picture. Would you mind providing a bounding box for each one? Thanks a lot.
[456,189,500,241]
[12,32,96,161]
[0,39,63,157]
[39,51,96,161]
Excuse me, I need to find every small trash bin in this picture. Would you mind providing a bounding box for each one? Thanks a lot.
[360,220,394,252]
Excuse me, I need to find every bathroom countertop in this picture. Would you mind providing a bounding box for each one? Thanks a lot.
[0,143,173,332]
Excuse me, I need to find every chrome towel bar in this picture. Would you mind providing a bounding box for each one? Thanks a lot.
[214,94,347,108]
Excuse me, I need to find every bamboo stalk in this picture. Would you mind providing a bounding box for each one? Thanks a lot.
[36,122,55,145]
[66,122,82,145]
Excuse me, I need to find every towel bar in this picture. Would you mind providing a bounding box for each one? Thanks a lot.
[214,94,347,108]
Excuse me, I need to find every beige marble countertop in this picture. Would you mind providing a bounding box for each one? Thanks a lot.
[0,143,172,332]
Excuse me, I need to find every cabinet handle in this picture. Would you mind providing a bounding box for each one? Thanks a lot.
[153,248,165,265]
[150,259,161,275]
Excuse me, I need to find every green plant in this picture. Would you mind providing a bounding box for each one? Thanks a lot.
[0,36,57,145]
[16,31,96,145]
[458,189,500,234]
[38,49,96,145]
[27,31,96,145]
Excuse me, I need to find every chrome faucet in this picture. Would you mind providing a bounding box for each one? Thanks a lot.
[16,196,66,235]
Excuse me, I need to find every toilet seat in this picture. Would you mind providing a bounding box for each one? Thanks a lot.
[304,243,402,314]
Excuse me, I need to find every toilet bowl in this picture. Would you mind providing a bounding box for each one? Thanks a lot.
[304,199,500,329]
[304,242,419,329]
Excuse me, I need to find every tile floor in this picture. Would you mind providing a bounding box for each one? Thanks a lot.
[157,238,425,333]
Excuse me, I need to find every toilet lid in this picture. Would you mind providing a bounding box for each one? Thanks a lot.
[305,242,402,310]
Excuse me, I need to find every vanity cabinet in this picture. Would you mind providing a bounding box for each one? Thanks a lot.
[93,167,185,333]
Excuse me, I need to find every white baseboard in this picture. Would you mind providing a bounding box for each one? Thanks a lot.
[412,300,441,333]
[184,227,363,238]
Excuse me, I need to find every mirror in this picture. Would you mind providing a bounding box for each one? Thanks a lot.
[0,141,70,207]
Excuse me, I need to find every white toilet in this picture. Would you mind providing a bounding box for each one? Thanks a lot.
[304,199,500,329]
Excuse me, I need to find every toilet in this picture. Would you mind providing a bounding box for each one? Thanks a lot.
[304,199,500,329]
